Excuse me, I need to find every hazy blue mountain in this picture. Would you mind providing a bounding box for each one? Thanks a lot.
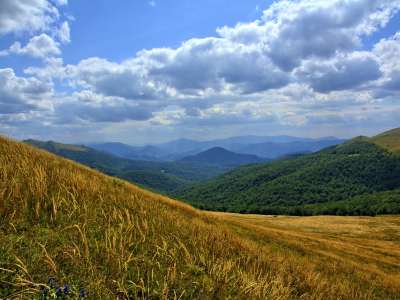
[85,135,346,162]
[88,142,140,157]
[237,142,288,158]
[158,149,204,161]
[156,138,202,151]
[223,143,252,152]
[283,140,348,150]
[180,147,271,167]
[135,145,163,156]
[88,142,164,161]
[122,153,161,161]
[156,135,344,152]
[236,139,347,158]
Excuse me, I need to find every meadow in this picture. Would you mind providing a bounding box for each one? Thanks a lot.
[1,135,400,299]
[213,212,400,292]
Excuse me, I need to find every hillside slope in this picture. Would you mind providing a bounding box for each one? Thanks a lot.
[1,136,400,299]
[171,129,400,215]
[368,127,400,155]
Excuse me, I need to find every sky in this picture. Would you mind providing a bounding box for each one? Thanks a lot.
[1,0,400,145]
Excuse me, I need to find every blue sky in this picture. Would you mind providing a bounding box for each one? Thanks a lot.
[1,0,400,144]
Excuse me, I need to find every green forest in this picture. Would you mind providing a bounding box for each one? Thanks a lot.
[170,141,400,216]
[115,170,190,193]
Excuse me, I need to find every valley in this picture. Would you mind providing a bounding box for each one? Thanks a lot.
[22,139,231,193]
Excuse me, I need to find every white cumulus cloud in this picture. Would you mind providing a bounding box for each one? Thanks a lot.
[9,34,61,58]
[0,68,54,114]
[0,0,60,35]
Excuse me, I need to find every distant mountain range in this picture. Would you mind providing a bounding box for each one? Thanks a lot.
[84,135,347,161]
[155,135,343,151]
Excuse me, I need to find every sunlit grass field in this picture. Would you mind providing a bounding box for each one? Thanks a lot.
[1,135,400,299]
[213,212,400,289]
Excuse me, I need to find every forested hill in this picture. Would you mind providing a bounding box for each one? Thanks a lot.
[170,128,400,216]
[180,147,270,166]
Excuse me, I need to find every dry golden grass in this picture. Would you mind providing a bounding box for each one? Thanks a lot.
[28,139,88,150]
[1,135,400,299]
[368,127,400,155]
[213,212,400,295]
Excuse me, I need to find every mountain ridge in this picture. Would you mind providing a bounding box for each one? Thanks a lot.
[82,135,347,161]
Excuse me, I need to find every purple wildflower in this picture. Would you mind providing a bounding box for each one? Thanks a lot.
[63,285,71,295]
[56,288,62,297]
[79,288,87,298]
[40,285,46,294]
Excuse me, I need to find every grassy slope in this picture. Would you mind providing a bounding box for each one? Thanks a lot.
[339,128,400,154]
[2,136,400,299]
[23,139,89,152]
[368,127,400,155]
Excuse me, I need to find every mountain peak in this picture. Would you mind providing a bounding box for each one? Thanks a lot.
[180,147,269,166]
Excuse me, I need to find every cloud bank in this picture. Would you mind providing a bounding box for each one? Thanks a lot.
[1,0,400,142]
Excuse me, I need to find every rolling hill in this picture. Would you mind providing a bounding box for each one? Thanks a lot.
[180,147,270,166]
[171,128,400,216]
[22,139,231,192]
[2,135,400,299]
